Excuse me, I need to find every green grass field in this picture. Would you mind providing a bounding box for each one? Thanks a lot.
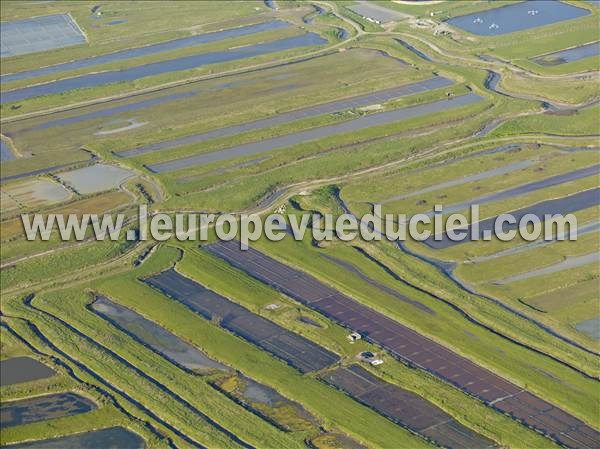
[1,1,598,448]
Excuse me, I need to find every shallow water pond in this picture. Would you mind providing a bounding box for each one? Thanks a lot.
[214,374,318,432]
[92,296,228,372]
[4,426,145,449]
[56,164,134,194]
[576,317,599,340]
[1,179,71,208]
[1,392,96,428]
[0,357,56,386]
[447,1,590,36]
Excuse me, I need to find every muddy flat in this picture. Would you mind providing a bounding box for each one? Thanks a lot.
[0,357,56,386]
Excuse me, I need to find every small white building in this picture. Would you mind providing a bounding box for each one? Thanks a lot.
[347,332,362,343]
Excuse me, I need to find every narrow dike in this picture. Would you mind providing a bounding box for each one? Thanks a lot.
[205,241,600,449]
[334,192,600,374]
[3,50,340,128]
[357,245,599,379]
[395,239,599,363]
[0,319,177,449]
[21,293,256,449]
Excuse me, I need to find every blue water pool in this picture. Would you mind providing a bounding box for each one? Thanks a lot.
[447,1,590,36]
